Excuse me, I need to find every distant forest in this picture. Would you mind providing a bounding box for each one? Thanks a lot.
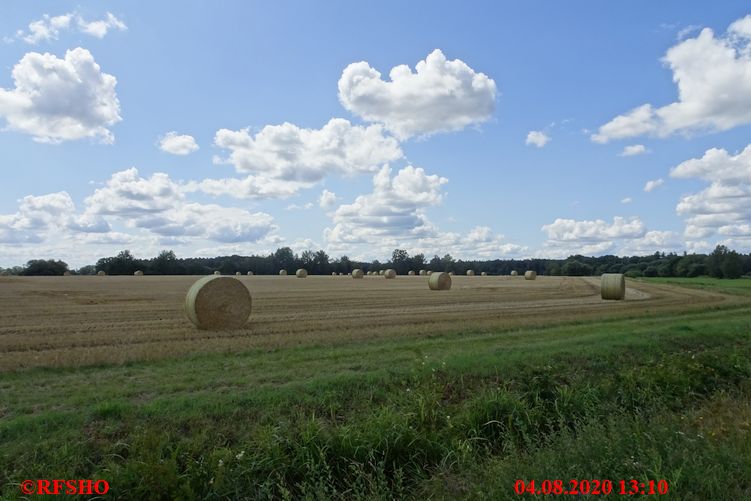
[2,245,750,279]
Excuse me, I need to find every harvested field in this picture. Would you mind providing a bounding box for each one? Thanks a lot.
[0,275,738,371]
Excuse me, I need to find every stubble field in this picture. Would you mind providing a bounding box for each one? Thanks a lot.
[1,275,750,499]
[0,274,735,371]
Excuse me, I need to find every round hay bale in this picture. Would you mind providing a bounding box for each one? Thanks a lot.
[97,271,106,276]
[419,269,427,276]
[63,271,72,276]
[510,270,518,276]
[339,272,344,276]
[466,270,475,276]
[214,271,221,275]
[524,271,537,280]
[247,271,254,276]
[408,270,415,276]
[134,270,144,276]
[235,272,241,276]
[481,271,487,276]
[185,276,251,330]
[601,273,626,300]
[428,272,451,290]
[379,270,385,275]
[384,269,396,279]
[427,270,433,276]
[279,269,287,276]
[352,269,364,279]
[296,268,308,278]
[332,272,337,276]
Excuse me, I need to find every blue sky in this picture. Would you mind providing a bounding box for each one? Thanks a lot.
[3,1,751,268]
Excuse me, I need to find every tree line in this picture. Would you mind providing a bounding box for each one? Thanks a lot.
[2,245,749,279]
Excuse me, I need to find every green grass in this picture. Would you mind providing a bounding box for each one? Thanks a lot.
[641,276,751,296]
[2,280,751,499]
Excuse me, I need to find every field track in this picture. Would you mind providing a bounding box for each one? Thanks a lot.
[0,275,742,371]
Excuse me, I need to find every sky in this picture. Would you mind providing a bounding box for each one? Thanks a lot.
[2,1,751,268]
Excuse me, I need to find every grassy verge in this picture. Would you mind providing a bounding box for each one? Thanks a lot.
[1,281,750,499]
[641,276,751,296]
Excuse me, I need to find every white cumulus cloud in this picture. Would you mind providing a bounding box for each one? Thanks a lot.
[212,118,402,198]
[593,15,751,143]
[159,132,199,155]
[318,189,338,209]
[542,216,646,243]
[671,144,751,246]
[187,175,310,200]
[15,12,126,44]
[83,168,278,244]
[0,48,121,143]
[644,178,664,192]
[325,165,448,247]
[617,230,684,255]
[338,49,497,139]
[525,130,550,148]
[19,14,73,44]
[76,12,127,38]
[620,144,648,156]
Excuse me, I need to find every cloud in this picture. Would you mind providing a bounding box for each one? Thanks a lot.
[542,216,646,243]
[676,24,701,41]
[338,49,497,139]
[15,12,126,44]
[525,130,550,148]
[0,191,117,246]
[76,12,127,38]
[621,197,633,204]
[644,178,664,192]
[324,165,448,247]
[592,15,751,142]
[159,132,199,155]
[670,144,751,244]
[415,226,528,259]
[318,189,338,209]
[187,175,310,200]
[83,168,278,243]
[323,166,526,259]
[19,14,73,44]
[285,203,314,211]
[212,118,402,197]
[617,230,684,255]
[0,48,121,143]
[620,144,648,156]
[540,216,652,258]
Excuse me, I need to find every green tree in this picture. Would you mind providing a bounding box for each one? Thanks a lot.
[22,259,69,276]
[338,255,352,273]
[428,255,442,271]
[300,250,315,269]
[707,245,729,278]
[273,247,295,272]
[409,253,426,272]
[561,260,592,276]
[391,249,410,274]
[153,250,178,275]
[313,250,330,274]
[440,254,455,272]
[721,250,743,279]
[77,265,96,275]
